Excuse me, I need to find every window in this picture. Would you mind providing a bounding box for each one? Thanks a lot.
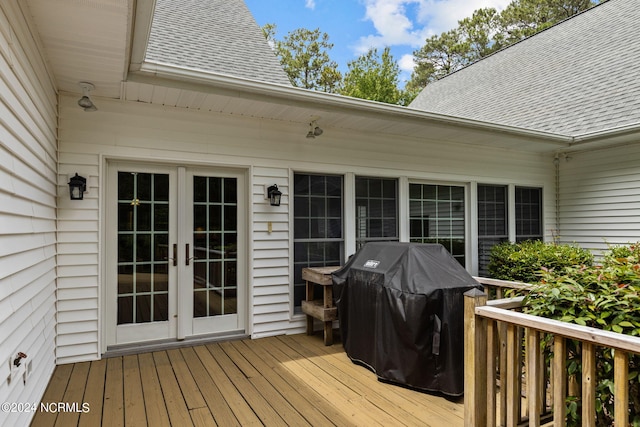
[477,185,508,276]
[516,187,542,241]
[476,185,543,275]
[355,177,398,249]
[409,183,465,265]
[293,174,343,311]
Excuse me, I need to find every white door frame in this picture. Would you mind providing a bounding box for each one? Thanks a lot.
[103,160,248,349]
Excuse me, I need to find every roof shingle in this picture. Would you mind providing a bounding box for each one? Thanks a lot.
[409,0,640,137]
[146,0,291,86]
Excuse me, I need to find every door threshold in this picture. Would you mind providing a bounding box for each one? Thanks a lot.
[103,331,249,358]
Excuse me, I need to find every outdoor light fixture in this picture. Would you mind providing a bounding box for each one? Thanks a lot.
[306,120,323,139]
[68,173,87,200]
[77,82,97,112]
[267,184,282,206]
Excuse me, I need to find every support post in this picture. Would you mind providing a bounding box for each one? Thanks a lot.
[464,288,488,427]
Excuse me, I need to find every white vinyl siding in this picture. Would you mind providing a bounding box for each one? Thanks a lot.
[0,2,58,426]
[559,144,640,256]
[57,93,557,359]
[251,166,291,337]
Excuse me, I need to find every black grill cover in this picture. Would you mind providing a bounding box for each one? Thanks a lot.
[333,242,482,396]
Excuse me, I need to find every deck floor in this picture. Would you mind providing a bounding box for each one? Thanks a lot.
[31,333,464,426]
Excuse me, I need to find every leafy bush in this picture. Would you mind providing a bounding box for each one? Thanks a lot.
[514,243,640,426]
[487,240,593,283]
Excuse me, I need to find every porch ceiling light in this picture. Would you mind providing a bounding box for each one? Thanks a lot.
[267,184,282,206]
[68,173,87,200]
[77,82,97,112]
[306,120,323,139]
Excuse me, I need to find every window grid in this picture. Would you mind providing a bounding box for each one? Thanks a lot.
[117,172,170,325]
[193,176,238,318]
[409,183,465,265]
[477,184,508,276]
[293,174,343,311]
[355,177,398,249]
[516,187,542,241]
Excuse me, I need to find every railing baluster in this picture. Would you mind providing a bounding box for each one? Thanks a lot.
[614,350,629,427]
[553,336,566,427]
[527,329,541,426]
[499,322,508,427]
[487,319,497,427]
[582,342,596,427]
[506,324,519,426]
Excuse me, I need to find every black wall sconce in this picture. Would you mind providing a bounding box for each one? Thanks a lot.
[68,173,87,200]
[267,184,282,206]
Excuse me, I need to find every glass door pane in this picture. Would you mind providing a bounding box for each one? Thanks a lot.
[192,176,238,318]
[117,172,170,324]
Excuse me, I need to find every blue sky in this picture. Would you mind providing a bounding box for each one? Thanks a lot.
[244,0,512,85]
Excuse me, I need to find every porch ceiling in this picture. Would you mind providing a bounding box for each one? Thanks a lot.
[24,0,133,100]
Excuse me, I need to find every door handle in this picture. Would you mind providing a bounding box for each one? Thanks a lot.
[164,244,178,266]
[186,243,198,266]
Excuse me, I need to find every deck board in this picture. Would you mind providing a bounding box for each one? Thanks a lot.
[153,351,193,427]
[54,362,89,427]
[138,352,171,427]
[31,333,465,426]
[78,359,106,427]
[103,358,124,427]
[122,355,146,427]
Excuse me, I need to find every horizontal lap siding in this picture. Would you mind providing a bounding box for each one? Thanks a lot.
[559,143,640,255]
[0,2,58,427]
[58,94,556,360]
[56,151,100,363]
[252,166,291,337]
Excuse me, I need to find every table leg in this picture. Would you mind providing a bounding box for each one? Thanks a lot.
[305,280,314,335]
[323,321,333,346]
[323,285,333,345]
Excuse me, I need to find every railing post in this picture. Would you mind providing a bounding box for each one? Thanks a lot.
[465,288,488,427]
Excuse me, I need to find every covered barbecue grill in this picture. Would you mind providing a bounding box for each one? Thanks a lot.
[333,242,482,396]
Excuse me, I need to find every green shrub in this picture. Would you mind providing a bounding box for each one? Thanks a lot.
[520,244,640,426]
[487,240,593,283]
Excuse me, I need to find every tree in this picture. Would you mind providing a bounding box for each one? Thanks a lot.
[408,28,471,89]
[340,47,404,104]
[499,0,596,45]
[458,8,503,59]
[265,25,342,92]
[406,0,598,93]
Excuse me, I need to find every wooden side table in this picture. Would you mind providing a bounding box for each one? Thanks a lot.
[301,266,340,345]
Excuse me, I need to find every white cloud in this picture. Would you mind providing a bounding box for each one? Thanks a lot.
[305,0,316,10]
[355,0,512,73]
[355,0,428,53]
[398,53,417,74]
[416,0,512,35]
[356,0,512,53]
[397,53,417,83]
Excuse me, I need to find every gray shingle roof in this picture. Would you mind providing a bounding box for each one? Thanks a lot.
[145,0,291,86]
[409,0,640,137]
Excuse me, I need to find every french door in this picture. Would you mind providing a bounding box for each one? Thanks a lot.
[105,162,246,347]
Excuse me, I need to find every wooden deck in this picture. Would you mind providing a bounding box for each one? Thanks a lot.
[31,333,463,426]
